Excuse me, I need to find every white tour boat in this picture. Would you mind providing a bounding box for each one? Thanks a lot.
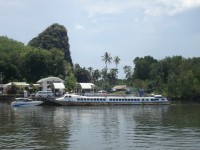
[11,98,43,107]
[47,93,170,106]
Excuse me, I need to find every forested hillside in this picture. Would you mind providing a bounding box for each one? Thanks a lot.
[28,23,73,66]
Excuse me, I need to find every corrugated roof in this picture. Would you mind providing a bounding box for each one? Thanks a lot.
[4,82,30,88]
[37,77,64,83]
[113,85,126,90]
[53,83,65,89]
[77,83,95,89]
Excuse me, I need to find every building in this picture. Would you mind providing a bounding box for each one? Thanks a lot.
[74,83,95,94]
[3,82,30,93]
[37,77,65,92]
[112,85,127,92]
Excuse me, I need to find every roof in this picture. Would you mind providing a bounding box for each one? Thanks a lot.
[53,83,65,89]
[37,77,64,83]
[3,82,29,89]
[4,82,30,88]
[76,83,95,89]
[113,85,127,90]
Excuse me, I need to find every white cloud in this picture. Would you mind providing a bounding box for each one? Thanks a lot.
[82,0,200,17]
[75,24,86,31]
[168,0,200,15]
[144,0,200,16]
[86,1,135,17]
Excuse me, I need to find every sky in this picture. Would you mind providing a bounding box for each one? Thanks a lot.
[0,0,200,78]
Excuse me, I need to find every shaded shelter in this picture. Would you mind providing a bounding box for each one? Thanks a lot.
[3,82,30,93]
[74,83,95,94]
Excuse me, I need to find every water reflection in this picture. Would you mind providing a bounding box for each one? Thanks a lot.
[0,105,71,149]
[0,103,200,150]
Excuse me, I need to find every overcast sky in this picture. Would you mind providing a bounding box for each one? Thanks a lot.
[1,0,200,78]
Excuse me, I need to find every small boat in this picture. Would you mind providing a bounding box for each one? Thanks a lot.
[46,93,170,106]
[11,98,43,107]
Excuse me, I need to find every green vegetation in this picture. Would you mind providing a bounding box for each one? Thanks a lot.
[131,56,200,100]
[28,23,73,66]
[0,36,72,83]
[0,23,200,100]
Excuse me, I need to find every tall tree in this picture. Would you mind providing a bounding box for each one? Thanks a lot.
[88,67,93,82]
[92,69,101,84]
[107,68,118,85]
[74,64,91,83]
[123,65,132,80]
[101,52,112,73]
[113,56,120,69]
[133,56,157,80]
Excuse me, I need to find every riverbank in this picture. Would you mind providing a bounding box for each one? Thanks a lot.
[0,94,23,101]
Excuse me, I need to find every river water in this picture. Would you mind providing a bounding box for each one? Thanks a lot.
[0,101,200,150]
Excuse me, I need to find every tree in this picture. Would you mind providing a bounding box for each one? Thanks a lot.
[92,69,101,84]
[49,48,66,78]
[113,56,120,69]
[133,56,157,80]
[101,52,112,73]
[21,49,53,82]
[107,69,118,85]
[123,65,132,80]
[64,74,77,92]
[87,67,94,83]
[74,64,91,83]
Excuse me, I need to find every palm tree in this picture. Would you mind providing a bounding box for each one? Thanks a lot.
[101,52,112,72]
[87,67,93,75]
[87,67,93,82]
[113,56,120,69]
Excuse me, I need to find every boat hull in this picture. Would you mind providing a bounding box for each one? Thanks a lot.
[11,101,43,107]
[47,99,170,106]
